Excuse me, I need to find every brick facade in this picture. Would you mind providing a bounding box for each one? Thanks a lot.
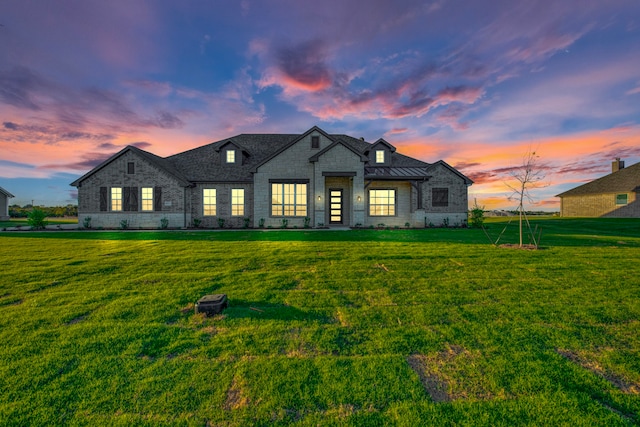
[72,127,472,229]
[561,192,639,217]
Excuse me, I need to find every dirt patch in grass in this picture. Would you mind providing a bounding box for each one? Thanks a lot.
[556,349,640,394]
[225,376,250,410]
[499,243,539,250]
[408,344,498,402]
[180,302,194,314]
[335,308,350,327]
[407,354,451,402]
[66,314,87,325]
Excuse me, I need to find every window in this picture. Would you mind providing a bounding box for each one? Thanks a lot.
[231,188,245,216]
[141,187,153,211]
[127,162,135,174]
[376,150,385,164]
[226,150,236,163]
[311,136,320,148]
[432,188,449,207]
[111,187,122,211]
[616,194,628,205]
[203,189,216,216]
[369,189,396,216]
[271,183,307,216]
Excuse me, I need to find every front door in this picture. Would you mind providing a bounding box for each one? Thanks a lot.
[329,189,343,224]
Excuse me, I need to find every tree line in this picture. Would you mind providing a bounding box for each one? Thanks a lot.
[9,204,78,218]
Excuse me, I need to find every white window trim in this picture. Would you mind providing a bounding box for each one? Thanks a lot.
[203,188,217,216]
[111,187,122,212]
[231,188,245,216]
[375,150,385,164]
[226,150,236,163]
[368,188,396,216]
[141,187,154,211]
[271,183,308,217]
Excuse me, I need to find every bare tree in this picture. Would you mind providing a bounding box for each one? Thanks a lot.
[505,150,547,248]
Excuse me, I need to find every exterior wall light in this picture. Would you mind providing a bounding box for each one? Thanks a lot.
[357,195,362,202]
[317,195,322,201]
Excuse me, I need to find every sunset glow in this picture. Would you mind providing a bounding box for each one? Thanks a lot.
[1,1,639,208]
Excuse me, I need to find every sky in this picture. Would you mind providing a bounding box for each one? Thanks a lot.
[1,0,640,210]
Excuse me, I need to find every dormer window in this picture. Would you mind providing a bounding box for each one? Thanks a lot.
[226,150,236,163]
[376,150,385,164]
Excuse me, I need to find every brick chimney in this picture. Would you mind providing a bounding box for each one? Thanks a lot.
[612,158,625,173]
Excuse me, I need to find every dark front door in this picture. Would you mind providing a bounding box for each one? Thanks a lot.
[329,189,343,224]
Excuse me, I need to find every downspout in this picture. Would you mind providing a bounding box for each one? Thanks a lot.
[183,186,188,228]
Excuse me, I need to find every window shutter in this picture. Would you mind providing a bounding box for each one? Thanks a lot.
[123,187,131,211]
[100,187,107,211]
[130,187,138,211]
[154,187,162,211]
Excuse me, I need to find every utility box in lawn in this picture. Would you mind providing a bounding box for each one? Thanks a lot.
[195,294,228,316]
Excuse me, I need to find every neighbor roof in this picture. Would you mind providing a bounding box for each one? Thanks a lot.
[556,161,640,197]
[0,186,14,198]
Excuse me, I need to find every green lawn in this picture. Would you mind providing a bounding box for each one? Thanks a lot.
[1,218,639,426]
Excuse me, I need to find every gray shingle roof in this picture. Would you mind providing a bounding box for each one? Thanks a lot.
[556,161,640,197]
[71,128,472,186]
[167,132,434,182]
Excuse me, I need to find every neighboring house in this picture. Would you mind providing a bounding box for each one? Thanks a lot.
[556,158,640,217]
[0,186,14,221]
[71,126,473,229]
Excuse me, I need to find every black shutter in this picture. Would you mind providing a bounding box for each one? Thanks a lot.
[154,187,162,211]
[130,187,138,211]
[123,187,131,211]
[100,187,107,211]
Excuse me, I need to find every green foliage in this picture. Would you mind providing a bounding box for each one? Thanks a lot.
[243,217,251,229]
[0,219,639,424]
[160,217,169,229]
[10,204,77,218]
[217,218,226,228]
[280,218,288,228]
[27,208,48,230]
[82,216,92,229]
[258,218,265,228]
[119,219,129,230]
[192,217,201,228]
[304,216,311,229]
[469,199,485,229]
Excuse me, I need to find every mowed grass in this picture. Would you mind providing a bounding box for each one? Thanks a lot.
[1,218,639,426]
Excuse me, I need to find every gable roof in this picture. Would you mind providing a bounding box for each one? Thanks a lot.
[556,161,640,197]
[0,186,14,198]
[70,127,472,186]
[71,145,191,187]
[309,139,368,163]
[425,160,474,185]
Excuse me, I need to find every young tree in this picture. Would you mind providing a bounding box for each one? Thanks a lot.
[505,150,547,248]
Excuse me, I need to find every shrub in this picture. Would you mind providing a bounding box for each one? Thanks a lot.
[405,222,411,228]
[119,219,129,230]
[443,217,450,227]
[258,218,265,228]
[280,218,288,229]
[83,216,92,229]
[217,218,226,228]
[192,218,201,228]
[27,208,48,230]
[469,199,485,228]
[243,217,251,228]
[160,217,169,229]
[303,217,311,228]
